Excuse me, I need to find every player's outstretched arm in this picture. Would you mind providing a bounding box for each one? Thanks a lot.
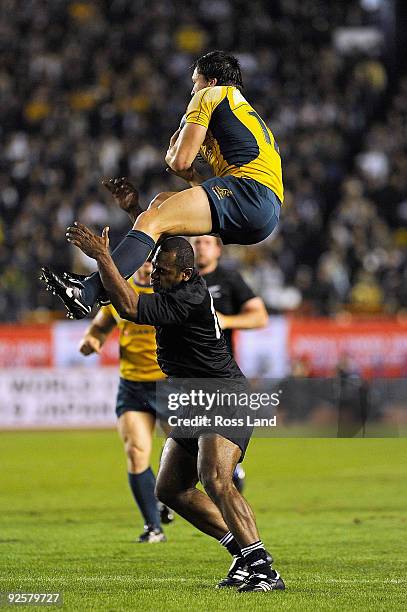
[79,308,116,356]
[216,298,269,330]
[66,222,140,321]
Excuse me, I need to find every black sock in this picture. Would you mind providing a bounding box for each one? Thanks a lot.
[128,468,160,529]
[241,541,273,577]
[80,230,156,306]
[219,531,242,557]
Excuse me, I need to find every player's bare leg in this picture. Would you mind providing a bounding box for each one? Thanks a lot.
[197,434,259,546]
[156,418,176,525]
[102,176,212,237]
[118,411,155,474]
[196,434,284,592]
[148,191,178,211]
[117,411,165,542]
[156,435,284,591]
[135,186,213,240]
[156,439,229,539]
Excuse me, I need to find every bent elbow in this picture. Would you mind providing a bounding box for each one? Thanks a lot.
[257,311,269,328]
[117,301,137,322]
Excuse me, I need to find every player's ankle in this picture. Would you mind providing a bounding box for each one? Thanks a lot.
[219,531,241,557]
[241,540,272,577]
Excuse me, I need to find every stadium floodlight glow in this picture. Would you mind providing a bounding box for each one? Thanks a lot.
[360,0,385,10]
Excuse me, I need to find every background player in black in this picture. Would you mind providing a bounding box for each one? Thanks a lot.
[192,235,268,491]
[192,235,268,355]
[55,224,284,593]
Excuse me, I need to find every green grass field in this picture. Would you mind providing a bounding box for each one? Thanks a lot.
[0,432,406,611]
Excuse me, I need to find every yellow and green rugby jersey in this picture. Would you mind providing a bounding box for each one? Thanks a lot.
[102,278,166,383]
[185,85,283,203]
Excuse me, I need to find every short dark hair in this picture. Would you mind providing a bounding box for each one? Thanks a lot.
[193,50,243,90]
[159,236,194,271]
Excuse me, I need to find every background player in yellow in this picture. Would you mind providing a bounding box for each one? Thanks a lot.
[42,50,284,320]
[78,262,172,543]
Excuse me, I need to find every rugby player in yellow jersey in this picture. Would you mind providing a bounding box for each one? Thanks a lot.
[42,50,284,320]
[78,262,173,543]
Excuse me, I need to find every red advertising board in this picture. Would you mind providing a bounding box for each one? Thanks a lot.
[0,325,53,367]
[288,318,407,378]
[2,319,407,377]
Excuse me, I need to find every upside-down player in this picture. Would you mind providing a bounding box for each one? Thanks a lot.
[78,262,173,543]
[42,50,283,319]
[47,222,286,593]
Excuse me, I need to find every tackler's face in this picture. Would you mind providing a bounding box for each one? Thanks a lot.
[191,68,216,95]
[151,249,191,292]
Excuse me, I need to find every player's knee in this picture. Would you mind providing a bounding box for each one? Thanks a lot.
[155,477,173,506]
[125,442,149,473]
[133,209,158,234]
[200,469,232,501]
[148,191,170,210]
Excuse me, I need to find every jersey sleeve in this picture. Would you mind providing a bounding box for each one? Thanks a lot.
[185,86,224,129]
[101,303,118,322]
[229,271,256,310]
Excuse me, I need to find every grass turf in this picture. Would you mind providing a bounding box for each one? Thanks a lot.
[0,432,406,611]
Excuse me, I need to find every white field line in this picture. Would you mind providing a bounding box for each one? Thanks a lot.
[2,576,406,584]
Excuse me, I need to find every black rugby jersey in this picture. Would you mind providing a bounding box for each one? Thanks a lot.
[136,270,243,379]
[201,266,255,355]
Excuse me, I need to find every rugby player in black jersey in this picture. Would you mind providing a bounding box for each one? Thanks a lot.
[192,235,268,492]
[40,50,283,320]
[52,222,285,594]
[192,235,268,357]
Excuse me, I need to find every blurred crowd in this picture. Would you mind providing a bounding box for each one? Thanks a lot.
[0,0,405,321]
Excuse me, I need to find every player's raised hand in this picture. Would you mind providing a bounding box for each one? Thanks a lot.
[79,335,102,356]
[66,222,110,260]
[101,177,139,214]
